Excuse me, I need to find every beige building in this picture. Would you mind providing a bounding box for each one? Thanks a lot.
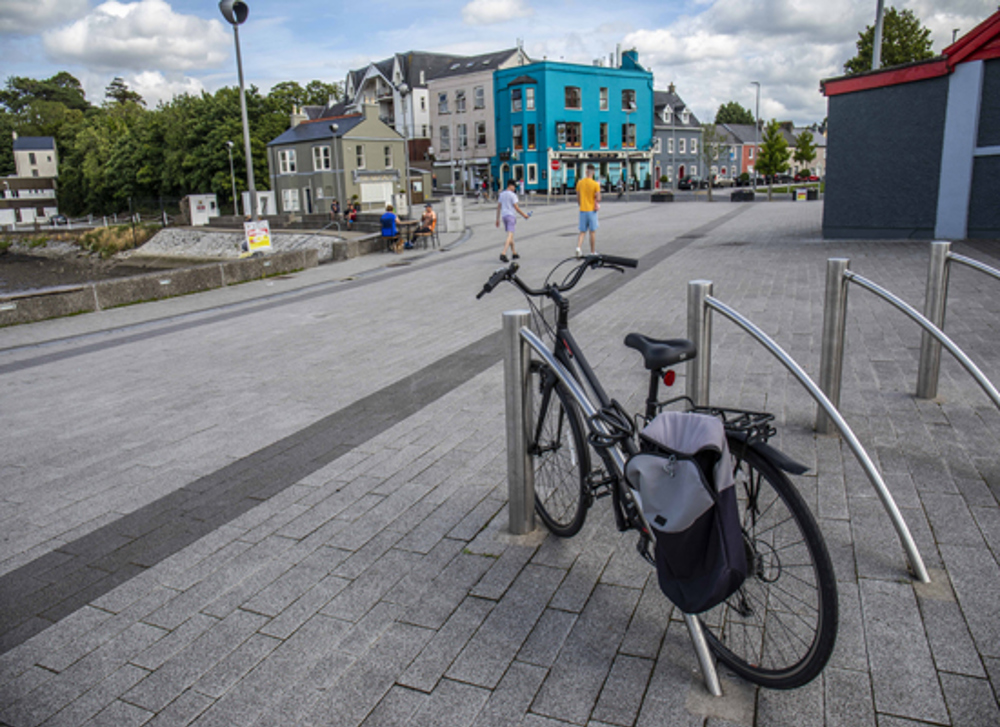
[13,135,58,178]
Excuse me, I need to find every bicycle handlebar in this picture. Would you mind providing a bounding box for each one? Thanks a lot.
[476,254,638,300]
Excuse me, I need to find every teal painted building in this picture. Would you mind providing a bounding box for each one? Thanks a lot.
[492,51,654,193]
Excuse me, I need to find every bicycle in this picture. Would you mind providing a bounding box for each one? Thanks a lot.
[477,255,838,690]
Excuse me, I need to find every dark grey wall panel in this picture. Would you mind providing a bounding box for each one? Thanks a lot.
[977,59,1000,148]
[968,155,1000,238]
[823,76,948,238]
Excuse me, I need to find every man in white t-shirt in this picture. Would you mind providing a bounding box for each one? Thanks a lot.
[496,179,531,262]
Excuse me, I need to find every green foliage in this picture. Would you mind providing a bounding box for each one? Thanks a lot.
[756,120,791,178]
[844,7,934,75]
[793,130,817,167]
[715,101,755,125]
[78,224,157,257]
[0,73,91,113]
[105,77,145,107]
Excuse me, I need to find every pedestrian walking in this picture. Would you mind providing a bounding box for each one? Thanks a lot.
[576,164,602,257]
[496,179,530,262]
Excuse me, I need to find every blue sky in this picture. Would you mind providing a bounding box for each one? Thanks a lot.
[1,0,995,125]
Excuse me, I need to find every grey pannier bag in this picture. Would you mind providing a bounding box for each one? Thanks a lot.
[625,411,747,613]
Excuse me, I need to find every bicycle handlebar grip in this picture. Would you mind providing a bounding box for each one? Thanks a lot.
[476,263,518,299]
[600,254,638,269]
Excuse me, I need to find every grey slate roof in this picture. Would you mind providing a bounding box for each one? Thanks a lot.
[347,48,523,93]
[653,90,700,128]
[267,112,367,147]
[12,136,56,151]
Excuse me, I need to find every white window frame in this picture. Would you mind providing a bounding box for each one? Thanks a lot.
[438,92,449,114]
[312,145,331,171]
[691,165,698,176]
[282,188,300,212]
[653,137,662,154]
[356,144,366,169]
[691,139,698,155]
[599,87,608,111]
[511,88,522,113]
[473,86,485,109]
[440,125,451,153]
[384,145,392,168]
[527,163,538,184]
[458,123,468,150]
[513,124,523,151]
[455,89,466,113]
[679,138,686,154]
[667,137,674,154]
[622,89,636,112]
[279,149,297,174]
[525,87,535,111]
[565,86,581,110]
[475,121,487,147]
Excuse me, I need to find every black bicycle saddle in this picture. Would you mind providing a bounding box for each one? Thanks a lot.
[624,333,697,370]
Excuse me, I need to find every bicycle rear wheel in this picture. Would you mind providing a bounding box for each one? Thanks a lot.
[699,441,838,689]
[528,361,590,537]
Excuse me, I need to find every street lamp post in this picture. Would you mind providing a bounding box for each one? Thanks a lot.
[329,124,342,213]
[396,83,413,214]
[750,81,760,191]
[873,0,885,70]
[219,0,258,221]
[225,141,239,216]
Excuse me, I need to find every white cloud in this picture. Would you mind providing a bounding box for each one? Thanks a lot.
[127,70,205,107]
[42,0,231,72]
[462,0,534,26]
[0,0,89,36]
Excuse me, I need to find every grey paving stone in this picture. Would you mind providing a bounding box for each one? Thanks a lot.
[320,548,422,623]
[618,578,672,661]
[517,608,578,669]
[257,573,350,640]
[531,584,641,724]
[189,632,280,699]
[940,544,1000,659]
[823,667,876,727]
[591,654,655,726]
[858,578,949,724]
[357,685,428,727]
[39,663,147,727]
[399,550,495,631]
[447,564,563,690]
[405,677,491,727]
[470,660,547,727]
[399,596,494,693]
[144,688,214,727]
[939,672,1000,727]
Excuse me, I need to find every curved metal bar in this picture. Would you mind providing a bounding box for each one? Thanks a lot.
[518,326,724,696]
[705,296,931,584]
[948,253,1000,283]
[845,271,1000,410]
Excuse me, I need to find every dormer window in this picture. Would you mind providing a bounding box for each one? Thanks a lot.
[663,106,672,123]
[681,110,690,124]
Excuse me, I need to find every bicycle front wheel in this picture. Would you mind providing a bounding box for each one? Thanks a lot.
[699,441,838,689]
[528,361,590,537]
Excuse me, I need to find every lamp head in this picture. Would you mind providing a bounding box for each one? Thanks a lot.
[330,123,339,133]
[219,0,249,26]
[225,140,234,148]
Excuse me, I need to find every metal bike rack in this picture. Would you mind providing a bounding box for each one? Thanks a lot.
[503,317,723,697]
[917,241,1000,400]
[686,281,931,584]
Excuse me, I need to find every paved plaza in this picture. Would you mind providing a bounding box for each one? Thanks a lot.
[0,197,998,726]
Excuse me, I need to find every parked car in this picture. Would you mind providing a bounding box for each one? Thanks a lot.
[678,176,708,190]
[49,214,68,226]
[795,171,819,182]
[771,173,794,184]
[712,176,735,188]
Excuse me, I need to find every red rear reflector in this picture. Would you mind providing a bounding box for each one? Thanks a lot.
[663,370,676,386]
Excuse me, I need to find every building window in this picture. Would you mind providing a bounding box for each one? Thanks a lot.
[476,121,487,147]
[622,89,636,111]
[525,87,535,111]
[565,86,581,109]
[458,123,468,150]
[513,124,523,151]
[440,126,451,152]
[663,107,671,123]
[691,139,698,155]
[565,122,582,148]
[679,138,686,154]
[313,145,331,171]
[474,86,485,109]
[420,96,426,111]
[511,88,522,113]
[32,169,39,177]
[279,149,296,174]
[748,147,754,159]
[682,110,690,124]
[526,124,536,151]
[456,90,466,113]
[384,145,392,168]
[668,138,674,154]
[356,144,365,168]
[653,137,662,154]
[438,92,449,114]
[315,186,324,200]
[691,165,698,176]
[28,153,36,165]
[600,123,608,148]
[621,123,636,148]
[514,164,524,181]
[599,87,608,111]
[527,163,538,184]
[282,188,300,212]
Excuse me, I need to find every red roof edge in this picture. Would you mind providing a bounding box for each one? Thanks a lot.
[822,9,1000,97]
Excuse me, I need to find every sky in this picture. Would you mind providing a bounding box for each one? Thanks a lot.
[0,0,996,126]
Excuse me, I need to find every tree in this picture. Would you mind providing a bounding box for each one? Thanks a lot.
[105,77,145,107]
[844,7,934,75]
[756,119,791,199]
[715,101,754,125]
[0,72,90,113]
[303,80,341,106]
[698,124,728,201]
[793,130,817,174]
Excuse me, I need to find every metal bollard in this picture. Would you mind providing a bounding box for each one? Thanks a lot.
[503,310,535,534]
[817,259,850,434]
[687,281,713,407]
[916,241,951,400]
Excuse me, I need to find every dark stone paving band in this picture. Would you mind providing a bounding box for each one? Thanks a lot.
[0,206,748,655]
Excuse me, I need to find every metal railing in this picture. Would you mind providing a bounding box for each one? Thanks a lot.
[687,281,930,584]
[917,241,1000,399]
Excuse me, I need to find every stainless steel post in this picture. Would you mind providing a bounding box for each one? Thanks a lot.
[817,259,850,433]
[687,280,713,407]
[504,310,534,534]
[916,242,951,399]
[683,614,723,696]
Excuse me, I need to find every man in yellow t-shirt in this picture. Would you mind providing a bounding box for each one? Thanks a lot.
[575,164,601,257]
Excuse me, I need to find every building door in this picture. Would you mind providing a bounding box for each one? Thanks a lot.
[678,165,686,180]
[304,187,313,214]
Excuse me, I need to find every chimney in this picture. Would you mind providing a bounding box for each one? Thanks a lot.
[668,82,675,94]
[290,105,307,128]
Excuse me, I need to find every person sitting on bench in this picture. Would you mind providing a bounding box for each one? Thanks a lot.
[381,204,401,253]
[408,203,437,247]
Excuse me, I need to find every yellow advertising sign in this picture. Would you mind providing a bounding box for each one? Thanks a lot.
[241,219,272,257]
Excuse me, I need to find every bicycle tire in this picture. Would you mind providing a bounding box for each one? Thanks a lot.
[699,441,838,689]
[528,361,590,537]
